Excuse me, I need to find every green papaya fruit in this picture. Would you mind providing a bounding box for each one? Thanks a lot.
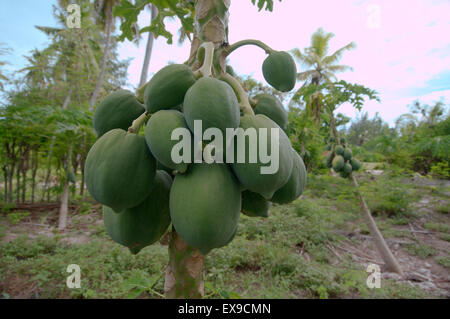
[343,163,353,175]
[226,65,236,76]
[103,170,172,254]
[170,163,241,255]
[231,114,293,199]
[334,145,344,156]
[85,129,156,213]
[145,110,191,173]
[271,149,307,204]
[241,190,270,218]
[183,77,240,134]
[156,161,173,175]
[262,51,297,92]
[332,155,345,172]
[340,137,346,144]
[326,144,332,151]
[253,94,288,130]
[144,64,196,113]
[350,158,362,171]
[93,90,145,137]
[329,136,336,143]
[343,148,353,161]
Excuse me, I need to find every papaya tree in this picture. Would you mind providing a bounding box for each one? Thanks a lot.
[311,80,404,275]
[86,0,310,298]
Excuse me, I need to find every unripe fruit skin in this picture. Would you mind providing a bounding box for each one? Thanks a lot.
[262,51,297,92]
[145,110,191,173]
[231,114,293,199]
[183,77,240,134]
[242,190,270,217]
[170,163,241,255]
[253,94,288,131]
[332,155,345,172]
[334,145,345,156]
[271,149,307,204]
[103,170,172,254]
[343,148,353,161]
[85,129,156,213]
[144,64,196,113]
[93,90,145,137]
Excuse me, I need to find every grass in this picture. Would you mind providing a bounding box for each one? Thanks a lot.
[0,171,443,299]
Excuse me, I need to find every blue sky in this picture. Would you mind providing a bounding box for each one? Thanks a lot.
[1,0,449,126]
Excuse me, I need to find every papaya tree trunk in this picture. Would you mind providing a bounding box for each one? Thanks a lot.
[138,5,157,87]
[351,174,403,275]
[164,230,205,298]
[163,0,230,299]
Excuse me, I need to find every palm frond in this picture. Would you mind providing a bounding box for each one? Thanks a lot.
[322,42,356,66]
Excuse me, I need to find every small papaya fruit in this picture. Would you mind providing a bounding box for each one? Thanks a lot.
[271,149,307,204]
[93,90,145,137]
[144,64,196,113]
[343,163,353,175]
[231,114,293,199]
[262,51,297,92]
[170,163,241,255]
[103,170,172,254]
[253,94,288,130]
[332,155,345,172]
[334,145,344,156]
[145,110,191,173]
[183,77,240,134]
[350,158,362,171]
[343,148,353,161]
[242,190,270,218]
[324,153,333,168]
[85,129,156,213]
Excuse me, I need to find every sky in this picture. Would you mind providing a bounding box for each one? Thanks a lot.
[1,0,449,126]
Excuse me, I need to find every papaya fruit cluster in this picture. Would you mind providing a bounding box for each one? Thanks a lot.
[85,50,304,255]
[324,137,362,178]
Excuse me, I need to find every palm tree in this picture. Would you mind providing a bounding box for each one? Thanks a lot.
[0,43,12,90]
[90,0,119,109]
[292,27,356,85]
[138,5,158,87]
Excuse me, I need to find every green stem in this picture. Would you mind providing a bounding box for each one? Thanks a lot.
[136,83,148,103]
[220,72,254,115]
[128,112,151,133]
[225,39,274,56]
[198,42,215,77]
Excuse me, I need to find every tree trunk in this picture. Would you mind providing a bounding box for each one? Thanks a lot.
[138,5,157,87]
[31,146,38,203]
[2,165,7,203]
[89,1,113,110]
[164,230,205,298]
[58,144,73,231]
[163,0,230,299]
[351,174,404,276]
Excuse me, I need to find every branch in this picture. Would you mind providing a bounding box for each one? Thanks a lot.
[220,73,254,115]
[225,39,274,56]
[128,112,151,133]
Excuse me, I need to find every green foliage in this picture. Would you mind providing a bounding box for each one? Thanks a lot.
[7,211,30,225]
[435,256,450,269]
[404,243,436,258]
[113,0,281,43]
